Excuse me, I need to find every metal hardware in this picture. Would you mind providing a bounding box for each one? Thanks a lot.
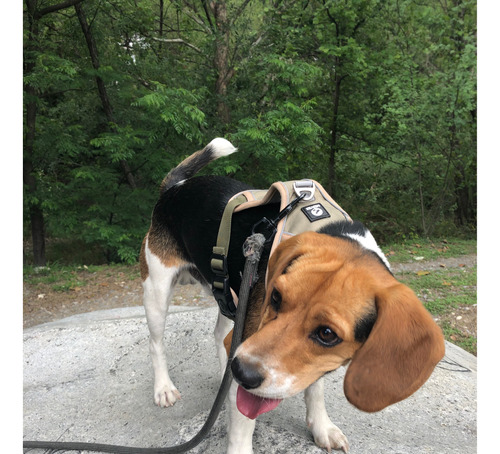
[293,180,315,201]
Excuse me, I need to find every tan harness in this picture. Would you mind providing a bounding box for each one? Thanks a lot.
[210,179,352,319]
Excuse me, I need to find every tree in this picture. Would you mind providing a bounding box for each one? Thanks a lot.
[74,2,137,189]
[362,0,477,235]
[23,0,476,265]
[24,0,86,266]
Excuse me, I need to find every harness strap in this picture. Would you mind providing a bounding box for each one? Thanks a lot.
[211,193,248,319]
[214,194,249,256]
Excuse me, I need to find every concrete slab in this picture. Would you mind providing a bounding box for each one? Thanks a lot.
[23,306,477,453]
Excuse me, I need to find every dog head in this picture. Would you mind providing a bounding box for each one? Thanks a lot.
[228,231,445,418]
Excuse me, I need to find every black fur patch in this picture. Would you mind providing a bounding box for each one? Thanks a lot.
[354,308,377,343]
[162,147,217,193]
[318,220,367,238]
[270,288,282,312]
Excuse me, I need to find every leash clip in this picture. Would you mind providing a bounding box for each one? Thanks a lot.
[251,217,277,243]
[293,180,315,201]
[252,192,306,242]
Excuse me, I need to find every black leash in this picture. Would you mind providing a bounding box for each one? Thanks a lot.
[24,233,267,454]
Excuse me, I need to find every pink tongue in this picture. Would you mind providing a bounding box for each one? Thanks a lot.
[236,385,282,420]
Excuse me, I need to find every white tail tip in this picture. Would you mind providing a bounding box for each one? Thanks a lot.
[208,137,238,158]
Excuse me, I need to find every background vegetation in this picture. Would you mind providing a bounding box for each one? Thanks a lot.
[24,0,476,266]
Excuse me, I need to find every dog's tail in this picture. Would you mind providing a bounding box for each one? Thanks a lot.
[160,138,237,194]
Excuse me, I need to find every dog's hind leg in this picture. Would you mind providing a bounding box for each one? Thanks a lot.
[304,378,349,453]
[141,237,183,408]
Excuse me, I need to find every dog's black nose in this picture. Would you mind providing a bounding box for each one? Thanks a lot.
[231,357,264,390]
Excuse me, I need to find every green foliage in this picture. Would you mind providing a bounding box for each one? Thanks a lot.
[132,83,207,144]
[23,263,140,291]
[23,0,476,264]
[232,99,323,184]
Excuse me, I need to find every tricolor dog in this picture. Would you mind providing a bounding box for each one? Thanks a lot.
[140,138,445,453]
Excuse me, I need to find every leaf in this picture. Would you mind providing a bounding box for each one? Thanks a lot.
[416,271,430,276]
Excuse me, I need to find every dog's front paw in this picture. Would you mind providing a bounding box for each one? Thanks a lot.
[308,418,349,453]
[154,382,181,408]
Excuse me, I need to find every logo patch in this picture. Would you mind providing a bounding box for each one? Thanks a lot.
[301,203,331,222]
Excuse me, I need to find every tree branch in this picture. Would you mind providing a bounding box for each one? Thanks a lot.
[74,1,137,190]
[200,0,215,31]
[353,18,366,35]
[151,37,202,53]
[230,0,252,27]
[179,3,213,33]
[35,0,85,19]
[322,0,339,36]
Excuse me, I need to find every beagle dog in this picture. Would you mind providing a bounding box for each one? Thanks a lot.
[140,138,445,453]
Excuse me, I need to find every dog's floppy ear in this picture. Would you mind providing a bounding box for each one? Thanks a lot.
[344,283,445,412]
[267,235,302,283]
[266,232,319,287]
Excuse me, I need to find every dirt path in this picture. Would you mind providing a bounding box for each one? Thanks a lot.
[390,254,476,273]
[23,254,477,339]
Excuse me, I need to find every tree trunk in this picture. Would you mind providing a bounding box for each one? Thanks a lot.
[327,67,342,197]
[159,0,164,36]
[75,3,137,189]
[24,0,46,266]
[417,151,427,234]
[454,163,475,226]
[211,0,234,126]
[24,97,47,266]
[24,161,47,266]
[23,0,94,266]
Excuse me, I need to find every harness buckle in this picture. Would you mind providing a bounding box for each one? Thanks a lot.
[211,251,237,319]
[211,252,229,276]
[212,275,237,320]
[293,180,315,201]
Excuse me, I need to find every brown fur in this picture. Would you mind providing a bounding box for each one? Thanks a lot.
[343,283,445,412]
[226,231,445,409]
[142,229,189,277]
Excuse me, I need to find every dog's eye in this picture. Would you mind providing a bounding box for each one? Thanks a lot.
[312,326,343,347]
[270,288,282,311]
